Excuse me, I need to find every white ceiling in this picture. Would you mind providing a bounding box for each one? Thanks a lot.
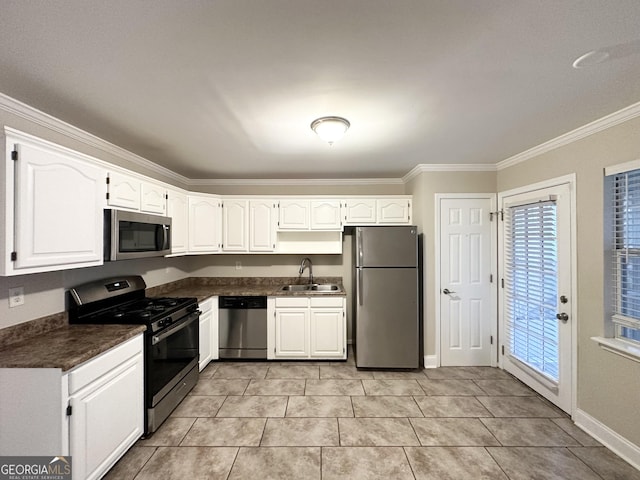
[1,1,640,179]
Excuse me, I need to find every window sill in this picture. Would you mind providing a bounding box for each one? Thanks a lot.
[591,336,640,363]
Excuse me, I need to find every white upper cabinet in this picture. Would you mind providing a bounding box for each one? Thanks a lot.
[280,198,342,231]
[222,199,276,253]
[108,171,167,215]
[377,198,411,223]
[2,130,104,275]
[279,199,310,230]
[249,200,277,252]
[343,199,377,224]
[167,188,188,254]
[310,200,342,230]
[343,197,412,225]
[107,171,140,210]
[140,181,167,215]
[188,194,221,253]
[222,199,249,252]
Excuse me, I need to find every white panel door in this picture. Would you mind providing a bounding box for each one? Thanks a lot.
[250,200,276,251]
[14,142,104,270]
[440,197,493,366]
[310,309,344,358]
[310,200,342,230]
[499,181,573,413]
[107,172,140,210]
[222,199,249,251]
[167,189,188,254]
[140,181,166,215]
[188,195,221,252]
[274,309,309,357]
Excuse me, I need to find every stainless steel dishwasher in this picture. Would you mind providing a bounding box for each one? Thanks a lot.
[218,296,268,359]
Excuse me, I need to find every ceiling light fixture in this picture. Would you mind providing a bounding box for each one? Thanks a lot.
[310,116,350,145]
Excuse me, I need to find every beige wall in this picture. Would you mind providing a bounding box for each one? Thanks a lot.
[405,171,497,359]
[497,115,640,447]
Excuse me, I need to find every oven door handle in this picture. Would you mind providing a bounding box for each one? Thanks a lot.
[152,310,200,345]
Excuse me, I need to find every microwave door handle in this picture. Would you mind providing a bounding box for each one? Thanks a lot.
[163,224,170,250]
[156,224,169,251]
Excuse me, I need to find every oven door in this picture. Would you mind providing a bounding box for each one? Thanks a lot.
[147,310,199,408]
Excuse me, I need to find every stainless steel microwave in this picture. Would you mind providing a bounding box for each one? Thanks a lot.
[104,209,171,261]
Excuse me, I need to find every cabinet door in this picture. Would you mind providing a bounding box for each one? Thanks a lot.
[107,171,140,210]
[310,309,345,358]
[140,181,167,215]
[344,199,376,224]
[279,199,310,230]
[188,195,221,252]
[222,199,249,252]
[199,309,213,371]
[274,309,309,358]
[210,297,219,361]
[310,200,342,230]
[377,199,411,224]
[13,141,104,271]
[69,352,143,480]
[167,189,188,254]
[250,200,276,251]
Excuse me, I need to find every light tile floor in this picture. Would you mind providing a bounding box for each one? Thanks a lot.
[105,353,640,480]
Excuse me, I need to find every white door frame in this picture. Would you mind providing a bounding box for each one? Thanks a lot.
[435,193,498,368]
[498,173,577,416]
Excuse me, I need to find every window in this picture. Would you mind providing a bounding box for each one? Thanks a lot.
[504,200,559,381]
[609,168,640,344]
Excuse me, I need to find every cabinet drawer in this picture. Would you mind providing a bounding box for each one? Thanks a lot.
[275,297,310,307]
[69,335,143,394]
[310,297,344,308]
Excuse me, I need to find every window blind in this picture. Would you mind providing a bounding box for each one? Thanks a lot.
[612,170,640,339]
[504,200,559,381]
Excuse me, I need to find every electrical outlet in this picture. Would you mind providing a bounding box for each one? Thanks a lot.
[235,261,242,270]
[9,286,24,308]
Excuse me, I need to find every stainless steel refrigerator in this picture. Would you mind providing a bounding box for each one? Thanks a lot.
[354,226,420,369]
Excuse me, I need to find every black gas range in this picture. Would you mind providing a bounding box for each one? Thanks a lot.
[68,276,200,435]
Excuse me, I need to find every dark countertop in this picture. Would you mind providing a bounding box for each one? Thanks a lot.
[0,324,146,371]
[148,276,347,303]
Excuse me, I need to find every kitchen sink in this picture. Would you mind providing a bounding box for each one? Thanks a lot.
[280,284,340,292]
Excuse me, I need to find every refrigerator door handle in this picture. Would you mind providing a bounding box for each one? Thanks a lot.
[357,227,363,267]
[358,267,364,306]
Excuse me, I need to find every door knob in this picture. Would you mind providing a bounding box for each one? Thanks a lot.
[556,312,569,323]
[442,288,456,295]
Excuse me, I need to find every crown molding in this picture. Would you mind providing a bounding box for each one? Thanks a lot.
[0,93,190,185]
[497,101,640,171]
[402,163,497,183]
[187,177,404,186]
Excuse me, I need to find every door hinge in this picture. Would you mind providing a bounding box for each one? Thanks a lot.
[165,193,168,200]
[106,192,110,200]
[105,176,110,185]
[11,150,18,161]
[500,210,504,221]
[501,278,504,288]
[490,335,493,345]
[490,274,493,283]
[10,251,17,262]
[501,345,505,355]
[66,405,72,416]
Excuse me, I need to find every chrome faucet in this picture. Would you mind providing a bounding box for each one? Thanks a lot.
[299,257,314,284]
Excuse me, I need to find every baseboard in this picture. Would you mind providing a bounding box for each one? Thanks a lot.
[574,408,640,470]
[424,355,437,369]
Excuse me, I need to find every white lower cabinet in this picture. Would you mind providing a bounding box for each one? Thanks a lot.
[199,297,218,371]
[0,334,144,480]
[268,296,346,360]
